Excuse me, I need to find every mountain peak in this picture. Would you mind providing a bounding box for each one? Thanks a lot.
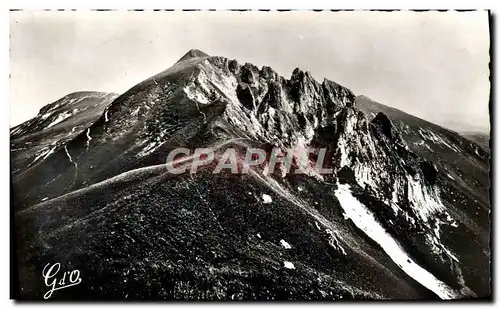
[176,49,210,63]
[356,94,373,101]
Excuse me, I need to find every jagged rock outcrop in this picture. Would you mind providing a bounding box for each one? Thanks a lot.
[371,112,393,139]
[420,161,438,185]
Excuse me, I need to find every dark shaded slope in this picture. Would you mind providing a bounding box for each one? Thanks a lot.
[16,140,437,300]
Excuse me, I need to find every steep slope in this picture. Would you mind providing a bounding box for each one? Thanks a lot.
[356,95,490,233]
[12,50,490,300]
[10,91,119,177]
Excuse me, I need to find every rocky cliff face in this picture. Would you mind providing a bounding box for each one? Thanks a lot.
[11,49,490,300]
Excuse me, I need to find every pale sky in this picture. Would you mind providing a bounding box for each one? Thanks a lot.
[10,10,490,133]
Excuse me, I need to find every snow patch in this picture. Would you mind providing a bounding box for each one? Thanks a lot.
[30,146,56,166]
[280,239,292,249]
[334,184,459,299]
[315,221,321,230]
[419,129,461,152]
[46,111,72,129]
[326,229,347,255]
[86,128,93,148]
[67,126,77,136]
[262,194,272,204]
[64,146,77,167]
[283,261,295,269]
[40,112,52,121]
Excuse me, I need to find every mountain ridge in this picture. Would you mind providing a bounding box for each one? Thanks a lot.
[11,49,490,300]
[356,94,489,148]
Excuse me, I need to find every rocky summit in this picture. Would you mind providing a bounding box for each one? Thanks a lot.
[11,49,490,300]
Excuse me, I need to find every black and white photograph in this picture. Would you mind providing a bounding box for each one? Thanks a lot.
[9,9,491,301]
